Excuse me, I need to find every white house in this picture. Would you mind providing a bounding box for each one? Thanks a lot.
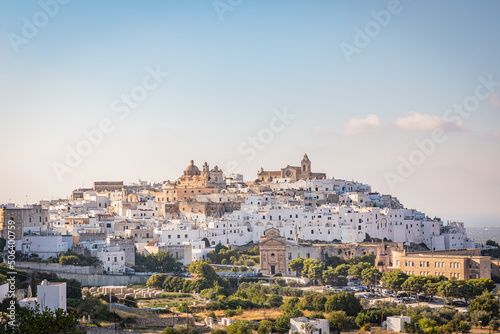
[385,315,411,333]
[289,317,329,334]
[96,246,125,274]
[20,280,67,313]
[37,280,67,312]
[20,233,70,259]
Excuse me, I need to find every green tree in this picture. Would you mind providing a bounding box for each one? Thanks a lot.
[0,304,81,334]
[347,262,371,279]
[381,270,408,294]
[467,291,499,323]
[275,310,303,332]
[59,255,79,266]
[65,279,82,299]
[147,273,169,289]
[355,312,371,328]
[227,321,251,334]
[418,318,437,333]
[469,310,489,327]
[333,264,351,277]
[327,311,353,333]
[258,320,273,334]
[163,327,177,334]
[458,321,471,334]
[266,294,284,308]
[325,291,362,316]
[324,256,345,269]
[361,267,380,291]
[402,276,425,297]
[307,262,324,281]
[188,261,218,284]
[289,258,305,275]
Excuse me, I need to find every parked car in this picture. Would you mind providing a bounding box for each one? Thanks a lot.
[273,273,282,277]
[452,300,468,307]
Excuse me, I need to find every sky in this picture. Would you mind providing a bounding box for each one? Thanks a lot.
[0,0,499,227]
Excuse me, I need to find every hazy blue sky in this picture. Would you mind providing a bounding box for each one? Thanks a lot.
[1,1,499,227]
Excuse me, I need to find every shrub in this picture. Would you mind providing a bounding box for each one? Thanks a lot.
[212,329,227,334]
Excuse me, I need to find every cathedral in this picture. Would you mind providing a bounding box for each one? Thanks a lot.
[177,160,225,189]
[257,154,326,182]
[160,160,226,202]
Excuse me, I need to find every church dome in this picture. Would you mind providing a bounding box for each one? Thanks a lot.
[184,160,201,176]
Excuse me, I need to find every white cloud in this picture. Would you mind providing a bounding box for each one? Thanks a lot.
[342,114,382,137]
[393,111,464,132]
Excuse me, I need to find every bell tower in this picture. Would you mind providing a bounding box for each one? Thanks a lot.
[301,154,311,174]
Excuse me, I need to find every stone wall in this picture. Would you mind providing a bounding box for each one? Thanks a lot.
[79,325,139,334]
[134,316,194,327]
[18,264,150,286]
[16,261,98,274]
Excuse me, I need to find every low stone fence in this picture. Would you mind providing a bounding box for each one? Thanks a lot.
[134,316,194,327]
[16,261,98,274]
[78,324,140,334]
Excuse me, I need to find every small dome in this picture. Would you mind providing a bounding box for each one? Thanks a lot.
[184,160,200,176]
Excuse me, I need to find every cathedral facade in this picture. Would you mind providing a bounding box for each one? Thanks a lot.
[158,160,226,202]
[257,154,326,182]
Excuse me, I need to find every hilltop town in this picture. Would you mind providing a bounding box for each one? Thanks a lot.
[1,155,499,333]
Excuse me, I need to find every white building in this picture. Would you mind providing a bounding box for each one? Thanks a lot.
[289,317,329,334]
[19,233,70,259]
[38,280,67,312]
[20,280,67,313]
[385,315,411,333]
[96,246,125,274]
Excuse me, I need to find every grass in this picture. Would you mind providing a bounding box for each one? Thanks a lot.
[198,307,284,322]
[161,292,191,298]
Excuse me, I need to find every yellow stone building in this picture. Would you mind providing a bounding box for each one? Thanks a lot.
[257,154,326,182]
[390,249,492,280]
[155,160,226,202]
